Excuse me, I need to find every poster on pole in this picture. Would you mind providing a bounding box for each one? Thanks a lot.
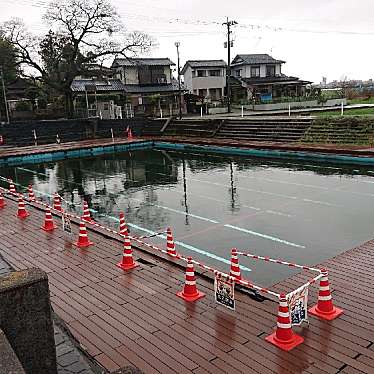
[287,286,309,326]
[214,274,235,311]
[62,212,72,236]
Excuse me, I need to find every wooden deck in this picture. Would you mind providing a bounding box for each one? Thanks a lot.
[1,197,374,373]
[1,136,374,161]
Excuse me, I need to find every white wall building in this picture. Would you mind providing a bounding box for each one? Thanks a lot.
[181,60,227,101]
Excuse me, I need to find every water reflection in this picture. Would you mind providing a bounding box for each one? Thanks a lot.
[1,149,373,285]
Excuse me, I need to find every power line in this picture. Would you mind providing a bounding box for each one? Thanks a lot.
[2,0,374,37]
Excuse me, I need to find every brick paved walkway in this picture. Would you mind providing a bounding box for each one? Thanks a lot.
[1,196,374,373]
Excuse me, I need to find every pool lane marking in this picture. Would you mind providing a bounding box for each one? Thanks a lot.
[0,177,305,250]
[105,215,252,272]
[172,188,295,217]
[129,196,219,224]
[187,175,343,206]
[224,224,305,249]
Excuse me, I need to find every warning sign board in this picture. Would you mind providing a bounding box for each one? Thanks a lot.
[62,213,72,235]
[287,286,309,326]
[215,274,235,310]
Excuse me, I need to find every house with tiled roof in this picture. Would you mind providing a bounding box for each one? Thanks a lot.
[181,60,227,102]
[230,54,312,103]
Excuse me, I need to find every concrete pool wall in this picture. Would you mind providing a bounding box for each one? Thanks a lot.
[1,139,374,167]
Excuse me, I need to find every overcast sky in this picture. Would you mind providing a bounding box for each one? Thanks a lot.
[1,0,374,83]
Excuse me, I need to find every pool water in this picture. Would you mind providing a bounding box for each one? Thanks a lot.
[1,149,374,286]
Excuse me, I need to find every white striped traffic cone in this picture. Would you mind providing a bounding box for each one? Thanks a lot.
[177,257,205,302]
[9,179,16,194]
[309,269,343,320]
[82,200,93,222]
[53,193,62,212]
[166,227,177,256]
[28,184,36,201]
[265,293,304,351]
[17,195,29,219]
[117,233,138,270]
[119,212,129,236]
[73,220,93,248]
[41,207,57,231]
[230,248,241,281]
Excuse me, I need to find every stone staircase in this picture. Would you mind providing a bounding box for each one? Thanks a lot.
[216,117,312,142]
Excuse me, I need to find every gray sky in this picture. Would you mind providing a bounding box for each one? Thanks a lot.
[1,0,374,83]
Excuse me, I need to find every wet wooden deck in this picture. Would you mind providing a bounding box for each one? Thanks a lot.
[0,197,374,373]
[1,136,374,160]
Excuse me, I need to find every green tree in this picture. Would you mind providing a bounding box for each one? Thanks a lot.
[1,0,153,117]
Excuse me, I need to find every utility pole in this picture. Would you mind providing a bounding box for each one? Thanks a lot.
[0,66,10,124]
[175,41,182,120]
[223,18,237,113]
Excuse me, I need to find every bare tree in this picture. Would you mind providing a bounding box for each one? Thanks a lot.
[1,0,153,117]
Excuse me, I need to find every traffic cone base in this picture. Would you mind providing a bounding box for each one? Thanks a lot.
[176,289,205,302]
[0,196,6,208]
[17,211,29,219]
[265,331,304,352]
[42,223,57,232]
[309,304,343,321]
[116,260,139,271]
[73,239,94,248]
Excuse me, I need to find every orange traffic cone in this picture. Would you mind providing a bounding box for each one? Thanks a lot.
[177,257,205,302]
[117,233,138,270]
[82,200,93,222]
[73,220,93,248]
[28,184,36,201]
[230,248,241,281]
[17,195,29,219]
[9,179,16,194]
[166,227,177,256]
[53,193,62,212]
[265,293,304,351]
[119,212,129,236]
[41,207,57,231]
[0,191,6,208]
[309,269,343,320]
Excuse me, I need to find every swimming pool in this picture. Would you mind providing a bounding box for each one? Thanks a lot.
[1,147,373,286]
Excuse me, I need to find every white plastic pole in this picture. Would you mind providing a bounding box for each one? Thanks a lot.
[288,104,291,117]
[200,106,203,117]
[110,128,114,143]
[33,129,37,146]
[241,105,244,117]
[341,101,344,116]
[160,108,163,119]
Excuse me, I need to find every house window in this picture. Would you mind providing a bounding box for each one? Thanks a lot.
[209,70,221,77]
[266,65,276,77]
[250,66,260,77]
[192,70,196,77]
[197,70,207,77]
[235,70,242,77]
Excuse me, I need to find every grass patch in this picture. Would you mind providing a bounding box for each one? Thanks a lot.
[348,97,374,105]
[315,108,374,116]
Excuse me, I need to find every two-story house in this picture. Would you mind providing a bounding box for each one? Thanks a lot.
[230,54,312,103]
[181,60,227,102]
[112,58,184,116]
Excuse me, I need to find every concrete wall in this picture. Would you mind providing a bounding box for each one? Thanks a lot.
[249,98,347,111]
[0,269,57,374]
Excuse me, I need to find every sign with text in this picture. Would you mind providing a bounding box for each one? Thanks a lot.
[214,274,235,311]
[62,213,72,235]
[287,286,309,326]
